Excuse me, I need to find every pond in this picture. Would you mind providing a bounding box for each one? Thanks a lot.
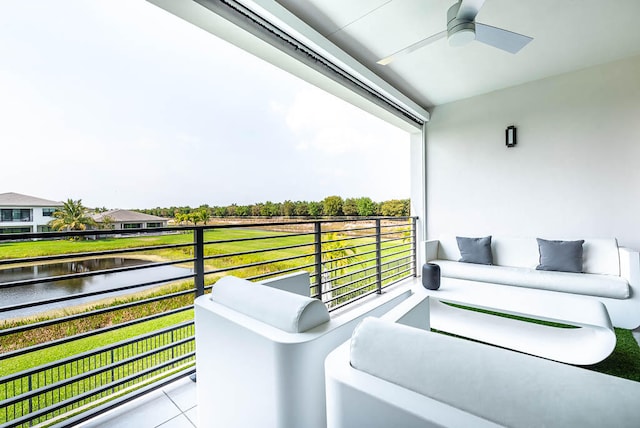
[0,257,193,319]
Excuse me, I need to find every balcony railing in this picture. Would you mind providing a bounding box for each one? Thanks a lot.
[0,217,417,427]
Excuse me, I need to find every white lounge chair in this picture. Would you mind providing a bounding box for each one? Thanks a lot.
[325,314,640,428]
[194,272,411,428]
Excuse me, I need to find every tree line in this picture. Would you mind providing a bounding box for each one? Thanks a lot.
[135,196,410,219]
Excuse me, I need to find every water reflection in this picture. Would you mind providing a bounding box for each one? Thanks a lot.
[0,258,192,319]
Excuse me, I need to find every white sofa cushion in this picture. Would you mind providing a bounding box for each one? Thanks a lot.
[211,276,330,333]
[582,238,621,275]
[434,260,630,299]
[438,236,541,268]
[492,237,539,268]
[350,317,640,428]
[436,236,621,275]
[438,236,620,276]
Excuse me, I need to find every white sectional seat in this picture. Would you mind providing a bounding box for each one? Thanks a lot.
[325,317,640,428]
[426,236,640,329]
[434,260,629,298]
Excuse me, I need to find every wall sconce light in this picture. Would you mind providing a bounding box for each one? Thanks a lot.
[505,125,517,147]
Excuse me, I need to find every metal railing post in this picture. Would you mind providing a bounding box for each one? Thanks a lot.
[171,330,175,360]
[194,227,205,297]
[28,375,33,415]
[412,217,418,277]
[314,222,323,300]
[110,349,115,394]
[375,219,382,294]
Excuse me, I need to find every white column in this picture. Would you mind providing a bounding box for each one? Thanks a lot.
[410,124,427,267]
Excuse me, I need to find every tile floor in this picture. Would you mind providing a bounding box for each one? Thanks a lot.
[77,377,197,428]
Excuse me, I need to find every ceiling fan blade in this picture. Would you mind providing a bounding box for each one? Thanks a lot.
[456,0,486,21]
[475,22,533,54]
[377,30,447,65]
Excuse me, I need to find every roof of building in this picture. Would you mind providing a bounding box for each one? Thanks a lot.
[0,192,64,207]
[92,209,168,223]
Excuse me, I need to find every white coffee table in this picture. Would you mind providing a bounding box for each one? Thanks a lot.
[417,278,616,365]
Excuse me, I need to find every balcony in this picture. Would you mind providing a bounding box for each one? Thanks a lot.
[0,217,416,427]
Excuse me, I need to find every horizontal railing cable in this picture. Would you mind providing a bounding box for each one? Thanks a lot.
[325,281,378,305]
[381,261,414,276]
[0,306,192,361]
[0,335,194,408]
[0,321,194,384]
[203,231,315,245]
[203,252,312,276]
[0,289,195,337]
[0,258,194,289]
[380,253,415,268]
[324,272,378,296]
[244,265,315,283]
[203,242,315,260]
[329,288,381,312]
[0,274,195,313]
[381,273,413,289]
[0,226,187,241]
[3,353,195,428]
[50,367,195,428]
[0,242,194,267]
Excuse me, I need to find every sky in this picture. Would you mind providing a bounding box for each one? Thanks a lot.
[0,0,410,209]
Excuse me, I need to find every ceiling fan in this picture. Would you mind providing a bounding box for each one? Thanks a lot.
[377,0,533,65]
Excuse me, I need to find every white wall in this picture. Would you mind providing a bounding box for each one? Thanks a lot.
[410,126,427,264]
[426,55,640,249]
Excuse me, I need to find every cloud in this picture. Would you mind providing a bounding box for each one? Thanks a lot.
[279,86,409,155]
[0,1,412,208]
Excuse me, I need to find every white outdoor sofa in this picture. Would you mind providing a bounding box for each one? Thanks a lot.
[426,236,640,329]
[325,311,640,428]
[194,271,412,428]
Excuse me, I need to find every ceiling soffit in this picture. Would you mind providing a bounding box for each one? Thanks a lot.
[276,0,640,108]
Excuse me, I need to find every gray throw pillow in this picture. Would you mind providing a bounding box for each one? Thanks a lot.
[456,236,493,265]
[536,238,584,273]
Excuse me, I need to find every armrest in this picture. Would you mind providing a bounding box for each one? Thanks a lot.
[424,240,439,262]
[260,271,310,296]
[619,247,640,289]
[381,293,430,331]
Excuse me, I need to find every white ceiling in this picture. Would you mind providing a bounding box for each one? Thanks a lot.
[274,0,640,109]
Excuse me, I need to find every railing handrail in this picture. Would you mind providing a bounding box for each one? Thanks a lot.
[0,216,417,241]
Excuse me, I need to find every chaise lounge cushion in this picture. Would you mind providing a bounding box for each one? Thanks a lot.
[433,260,630,299]
[211,276,330,333]
[349,317,640,428]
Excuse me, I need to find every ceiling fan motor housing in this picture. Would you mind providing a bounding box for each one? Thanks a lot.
[447,2,476,46]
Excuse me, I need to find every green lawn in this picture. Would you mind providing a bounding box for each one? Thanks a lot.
[588,328,640,382]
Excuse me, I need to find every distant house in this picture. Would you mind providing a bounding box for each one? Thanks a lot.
[91,209,168,230]
[0,192,63,234]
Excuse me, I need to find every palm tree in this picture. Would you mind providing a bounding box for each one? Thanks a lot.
[321,232,360,306]
[48,199,96,234]
[197,208,211,225]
